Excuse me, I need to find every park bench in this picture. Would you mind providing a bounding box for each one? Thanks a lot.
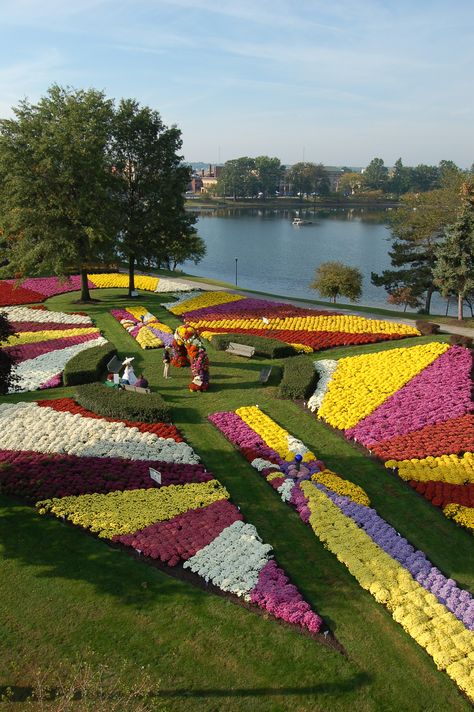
[226,342,255,358]
[259,366,272,384]
[106,355,122,373]
[122,384,151,395]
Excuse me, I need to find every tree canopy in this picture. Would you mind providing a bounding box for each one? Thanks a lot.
[111,99,201,294]
[371,184,464,312]
[0,85,117,301]
[362,158,388,191]
[287,162,330,197]
[311,261,362,303]
[433,182,474,320]
[0,86,204,299]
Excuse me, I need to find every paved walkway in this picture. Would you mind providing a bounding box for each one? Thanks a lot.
[169,276,474,339]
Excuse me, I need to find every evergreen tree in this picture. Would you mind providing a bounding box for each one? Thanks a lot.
[433,183,474,320]
[371,187,462,313]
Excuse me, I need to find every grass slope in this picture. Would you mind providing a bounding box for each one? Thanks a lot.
[0,288,471,711]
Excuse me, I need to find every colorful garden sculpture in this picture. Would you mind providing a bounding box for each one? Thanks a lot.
[173,325,210,391]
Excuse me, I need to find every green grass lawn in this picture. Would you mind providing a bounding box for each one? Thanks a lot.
[0,288,472,711]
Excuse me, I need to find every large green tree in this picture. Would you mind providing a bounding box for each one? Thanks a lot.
[338,171,363,195]
[362,158,388,191]
[389,158,413,196]
[433,182,474,320]
[111,99,201,294]
[287,162,330,198]
[0,85,117,301]
[216,157,259,199]
[371,185,463,313]
[310,261,362,303]
[409,164,439,192]
[254,156,285,198]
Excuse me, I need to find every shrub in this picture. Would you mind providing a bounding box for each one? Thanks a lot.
[63,343,118,386]
[449,333,473,348]
[210,333,296,359]
[75,383,171,423]
[278,356,319,400]
[415,320,440,335]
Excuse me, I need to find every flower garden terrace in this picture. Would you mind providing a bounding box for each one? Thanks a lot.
[1,277,473,710]
[163,290,422,352]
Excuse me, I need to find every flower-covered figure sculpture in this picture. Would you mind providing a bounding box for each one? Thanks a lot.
[173,325,210,391]
[170,339,189,368]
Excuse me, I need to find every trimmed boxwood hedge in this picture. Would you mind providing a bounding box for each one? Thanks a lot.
[210,333,296,359]
[278,355,318,400]
[63,343,118,386]
[74,382,171,423]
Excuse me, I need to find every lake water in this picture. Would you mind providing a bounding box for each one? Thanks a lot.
[183,207,449,314]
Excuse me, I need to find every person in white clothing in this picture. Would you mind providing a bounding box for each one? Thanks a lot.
[121,357,137,385]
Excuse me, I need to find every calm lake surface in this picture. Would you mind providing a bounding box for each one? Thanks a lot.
[184,207,448,314]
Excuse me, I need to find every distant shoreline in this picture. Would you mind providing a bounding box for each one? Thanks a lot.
[185,197,400,210]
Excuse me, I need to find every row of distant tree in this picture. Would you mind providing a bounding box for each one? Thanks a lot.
[342,158,472,196]
[209,158,331,199]
[0,85,205,301]
[205,156,473,199]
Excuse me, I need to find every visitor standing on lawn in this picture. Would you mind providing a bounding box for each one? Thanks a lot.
[162,348,171,379]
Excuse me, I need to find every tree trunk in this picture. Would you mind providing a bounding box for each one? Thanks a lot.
[458,292,463,321]
[424,286,434,314]
[128,254,135,297]
[80,267,91,302]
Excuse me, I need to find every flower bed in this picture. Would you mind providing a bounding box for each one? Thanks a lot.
[164,291,421,353]
[0,450,212,500]
[1,307,108,393]
[307,343,474,532]
[0,273,194,306]
[111,306,173,349]
[0,399,322,635]
[209,406,474,701]
[0,402,196,463]
[37,397,182,439]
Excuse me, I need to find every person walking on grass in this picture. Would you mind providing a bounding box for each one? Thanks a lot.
[162,348,171,379]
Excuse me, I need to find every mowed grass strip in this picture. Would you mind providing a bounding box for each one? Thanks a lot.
[0,288,471,711]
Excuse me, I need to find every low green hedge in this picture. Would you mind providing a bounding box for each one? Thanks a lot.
[210,333,296,359]
[278,356,318,400]
[63,343,117,386]
[74,383,171,423]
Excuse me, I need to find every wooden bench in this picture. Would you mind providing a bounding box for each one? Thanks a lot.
[226,342,255,358]
[259,366,272,384]
[106,355,122,373]
[122,384,151,394]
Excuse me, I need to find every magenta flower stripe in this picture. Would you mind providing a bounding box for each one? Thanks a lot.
[346,346,474,446]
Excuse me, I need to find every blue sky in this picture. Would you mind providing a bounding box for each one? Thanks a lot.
[1,0,473,166]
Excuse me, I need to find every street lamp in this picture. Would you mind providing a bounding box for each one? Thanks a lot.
[235,258,238,286]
